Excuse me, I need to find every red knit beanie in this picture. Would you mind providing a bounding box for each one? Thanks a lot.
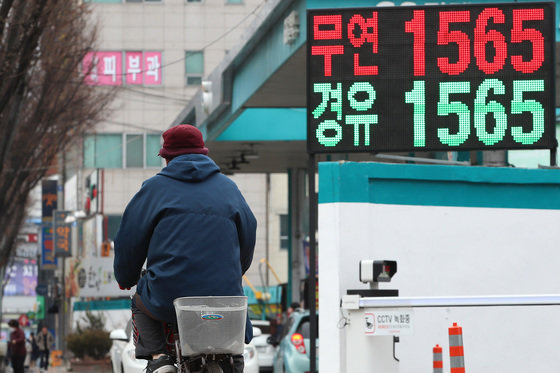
[158,124,208,159]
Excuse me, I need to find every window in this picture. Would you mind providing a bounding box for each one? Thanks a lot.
[281,317,294,339]
[126,134,144,167]
[84,134,123,169]
[279,214,289,250]
[106,215,123,241]
[297,319,311,338]
[186,0,202,2]
[146,134,162,167]
[226,0,243,3]
[185,51,203,86]
[84,133,162,168]
[296,316,319,337]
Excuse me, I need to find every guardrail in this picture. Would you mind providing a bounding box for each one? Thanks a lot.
[356,294,560,309]
[340,294,560,373]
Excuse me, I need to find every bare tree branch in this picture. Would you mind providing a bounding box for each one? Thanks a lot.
[0,0,114,300]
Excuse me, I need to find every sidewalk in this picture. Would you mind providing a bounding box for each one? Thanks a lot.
[47,367,69,373]
[47,365,112,373]
[46,366,112,373]
[1,363,113,373]
[2,367,70,373]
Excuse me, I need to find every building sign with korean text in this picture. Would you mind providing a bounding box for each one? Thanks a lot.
[364,309,414,336]
[83,51,162,86]
[53,211,72,257]
[66,257,133,298]
[40,224,57,270]
[3,258,38,296]
[41,180,57,221]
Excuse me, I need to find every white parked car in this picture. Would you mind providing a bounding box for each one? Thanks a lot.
[0,339,7,357]
[250,320,276,372]
[243,328,260,373]
[109,325,132,373]
[110,322,259,373]
[0,340,7,372]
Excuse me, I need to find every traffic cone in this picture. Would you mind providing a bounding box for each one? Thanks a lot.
[433,344,443,373]
[449,322,465,373]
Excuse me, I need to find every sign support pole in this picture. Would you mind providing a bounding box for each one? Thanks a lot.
[307,153,318,373]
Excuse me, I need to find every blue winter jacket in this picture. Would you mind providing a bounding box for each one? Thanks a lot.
[114,154,257,342]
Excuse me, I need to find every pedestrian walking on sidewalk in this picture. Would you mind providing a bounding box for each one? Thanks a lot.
[8,319,26,373]
[36,326,54,372]
[28,332,40,371]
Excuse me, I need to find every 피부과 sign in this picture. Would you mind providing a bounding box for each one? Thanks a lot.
[307,3,556,154]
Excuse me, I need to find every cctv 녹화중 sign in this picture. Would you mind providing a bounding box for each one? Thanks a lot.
[307,3,556,153]
[364,309,414,336]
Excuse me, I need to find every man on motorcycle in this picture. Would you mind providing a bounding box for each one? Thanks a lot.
[114,124,257,373]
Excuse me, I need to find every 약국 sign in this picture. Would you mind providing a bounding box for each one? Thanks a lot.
[53,211,72,257]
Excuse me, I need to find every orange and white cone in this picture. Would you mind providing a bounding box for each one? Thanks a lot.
[449,322,465,373]
[433,344,443,373]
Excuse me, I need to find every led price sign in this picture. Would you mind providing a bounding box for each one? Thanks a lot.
[307,3,556,154]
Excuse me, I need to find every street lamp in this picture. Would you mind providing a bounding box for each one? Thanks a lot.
[57,210,85,366]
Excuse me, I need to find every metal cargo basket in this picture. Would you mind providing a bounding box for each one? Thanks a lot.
[173,296,247,356]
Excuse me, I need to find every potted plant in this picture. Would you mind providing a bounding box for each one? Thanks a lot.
[66,310,112,372]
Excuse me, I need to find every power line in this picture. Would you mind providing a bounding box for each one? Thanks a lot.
[0,1,267,105]
[116,86,190,104]
[82,0,266,105]
[102,120,164,133]
[4,1,271,171]
[90,0,267,78]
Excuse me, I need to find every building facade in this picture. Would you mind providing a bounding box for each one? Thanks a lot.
[67,0,289,299]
